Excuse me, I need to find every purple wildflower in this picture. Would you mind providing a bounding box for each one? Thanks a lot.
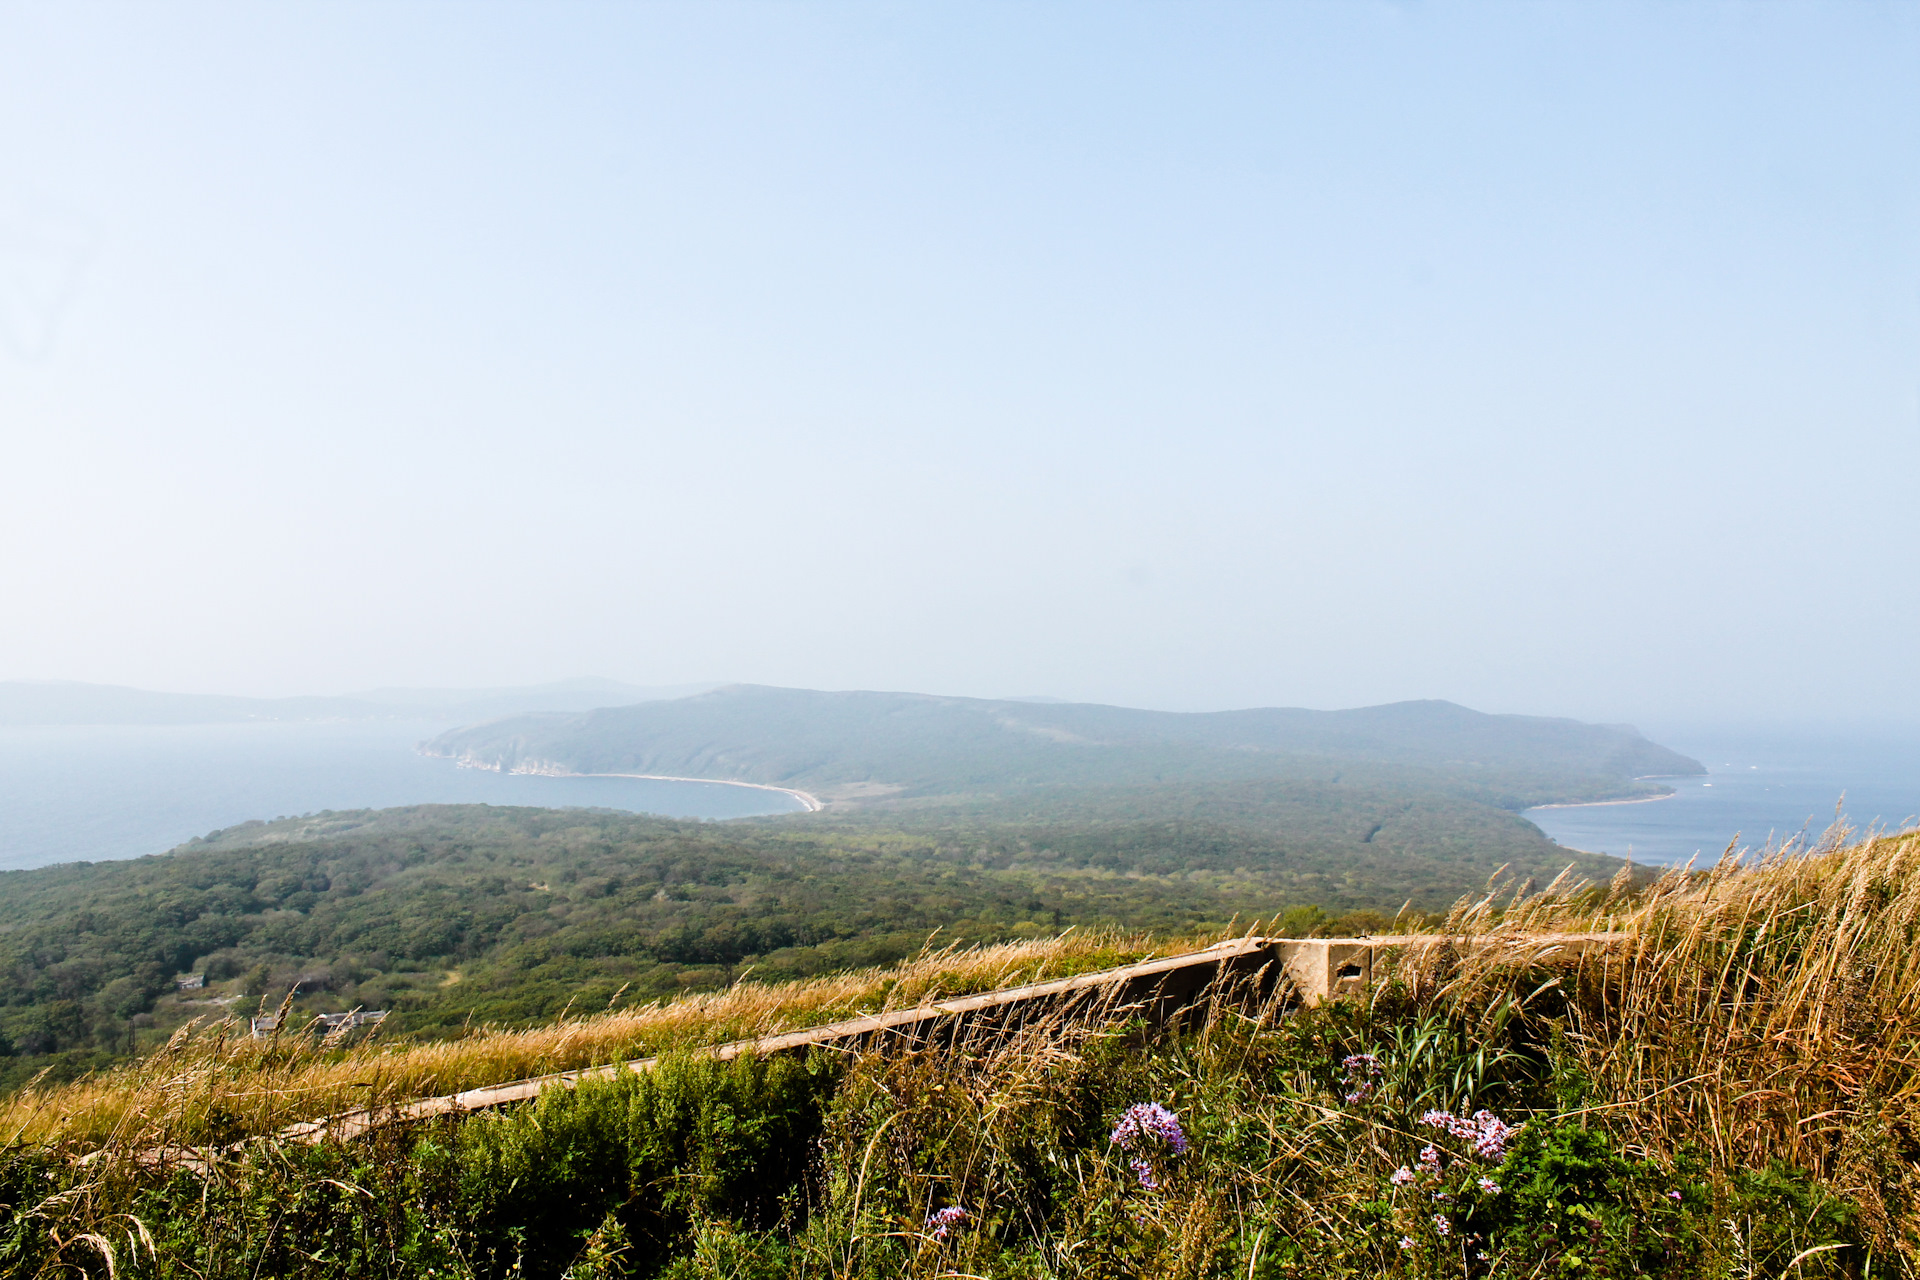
[926,1206,968,1241]
[1399,1237,1416,1251]
[1433,1215,1451,1237]
[1417,1144,1443,1175]
[1468,1111,1515,1161]
[1111,1103,1187,1187]
[1111,1103,1188,1155]
[1340,1054,1381,1103]
[1669,1190,1683,1201]
[1477,1177,1501,1196]
[1418,1108,1516,1161]
[1390,1166,1415,1187]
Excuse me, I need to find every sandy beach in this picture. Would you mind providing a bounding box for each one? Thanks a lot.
[469,753,823,812]
[582,772,822,812]
[1529,790,1676,811]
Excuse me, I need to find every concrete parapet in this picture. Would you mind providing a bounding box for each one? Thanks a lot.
[159,930,1628,1162]
[1271,932,1629,1005]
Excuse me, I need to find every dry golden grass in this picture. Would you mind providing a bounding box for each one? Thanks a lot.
[17,821,1920,1204]
[1405,823,1920,1244]
[1,929,1186,1152]
[15,829,1920,1276]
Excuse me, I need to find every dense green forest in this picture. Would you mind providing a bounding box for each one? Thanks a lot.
[0,789,1625,1090]
[424,685,1702,804]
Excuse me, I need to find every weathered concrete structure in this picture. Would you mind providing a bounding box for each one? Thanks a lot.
[277,930,1624,1147]
[1275,932,1622,1005]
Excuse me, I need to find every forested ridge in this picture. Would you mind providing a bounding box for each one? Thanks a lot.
[0,789,1626,1090]
[426,685,1702,803]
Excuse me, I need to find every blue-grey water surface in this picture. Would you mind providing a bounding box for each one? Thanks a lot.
[0,720,805,870]
[1526,729,1920,866]
[7,721,1916,874]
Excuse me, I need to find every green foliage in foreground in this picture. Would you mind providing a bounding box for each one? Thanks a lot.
[0,801,1622,1089]
[0,993,1876,1280]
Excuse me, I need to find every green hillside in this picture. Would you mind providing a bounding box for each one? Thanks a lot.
[0,689,1691,1089]
[0,690,1692,1093]
[0,799,1626,1090]
[8,833,1908,1280]
[424,685,1701,805]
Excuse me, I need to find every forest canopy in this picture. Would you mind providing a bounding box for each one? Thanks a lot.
[0,784,1626,1090]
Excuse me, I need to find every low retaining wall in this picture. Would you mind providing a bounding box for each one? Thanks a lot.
[1278,931,1623,1004]
[279,930,1624,1146]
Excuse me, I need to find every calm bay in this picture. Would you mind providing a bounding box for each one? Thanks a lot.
[0,720,804,871]
[1527,728,1920,866]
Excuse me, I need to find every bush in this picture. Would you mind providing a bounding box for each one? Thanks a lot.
[445,1050,839,1279]
[1467,1121,1697,1277]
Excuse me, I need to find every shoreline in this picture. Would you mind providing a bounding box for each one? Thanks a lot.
[1529,790,1677,812]
[584,772,823,813]
[435,750,824,812]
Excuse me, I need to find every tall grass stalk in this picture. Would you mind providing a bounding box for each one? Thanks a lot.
[1407,825,1920,1247]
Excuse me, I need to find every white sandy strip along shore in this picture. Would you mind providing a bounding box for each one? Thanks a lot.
[579,772,822,812]
[1529,790,1677,811]
[455,753,825,812]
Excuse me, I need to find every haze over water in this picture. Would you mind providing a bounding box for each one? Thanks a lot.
[6,717,1917,875]
[0,721,806,871]
[4,7,1916,728]
[1526,730,1920,867]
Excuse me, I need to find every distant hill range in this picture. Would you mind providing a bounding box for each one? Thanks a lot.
[0,678,716,727]
[424,684,1704,809]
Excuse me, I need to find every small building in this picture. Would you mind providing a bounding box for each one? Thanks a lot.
[175,974,205,991]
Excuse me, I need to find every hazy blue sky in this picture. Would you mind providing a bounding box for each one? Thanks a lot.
[2,2,1915,726]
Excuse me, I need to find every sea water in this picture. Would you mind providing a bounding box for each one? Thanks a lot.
[1526,728,1920,866]
[0,720,805,870]
[8,721,1916,874]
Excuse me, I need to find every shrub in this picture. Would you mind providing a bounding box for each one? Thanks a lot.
[446,1050,838,1279]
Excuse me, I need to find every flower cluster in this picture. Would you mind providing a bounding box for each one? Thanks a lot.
[1389,1108,1515,1258]
[1111,1102,1188,1188]
[925,1206,968,1241]
[1419,1108,1517,1161]
[1340,1053,1382,1103]
[1112,1102,1187,1154]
